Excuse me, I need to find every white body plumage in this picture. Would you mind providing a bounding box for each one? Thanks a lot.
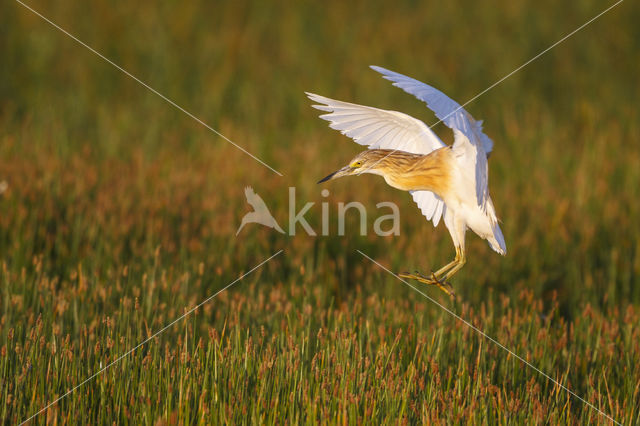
[309,65,506,262]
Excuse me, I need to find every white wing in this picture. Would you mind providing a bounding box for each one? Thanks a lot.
[410,189,446,227]
[307,92,446,227]
[306,93,444,154]
[371,66,493,207]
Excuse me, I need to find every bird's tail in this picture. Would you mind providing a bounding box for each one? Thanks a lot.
[488,223,507,255]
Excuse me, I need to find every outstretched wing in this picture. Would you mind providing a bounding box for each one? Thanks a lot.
[306,92,445,154]
[307,92,446,227]
[371,66,493,207]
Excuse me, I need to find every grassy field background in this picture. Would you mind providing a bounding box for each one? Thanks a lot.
[2,0,640,423]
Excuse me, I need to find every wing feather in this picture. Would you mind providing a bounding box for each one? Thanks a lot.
[307,93,444,154]
[307,92,446,227]
[371,66,494,207]
[410,190,445,227]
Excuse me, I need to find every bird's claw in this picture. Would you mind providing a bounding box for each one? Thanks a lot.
[398,271,455,298]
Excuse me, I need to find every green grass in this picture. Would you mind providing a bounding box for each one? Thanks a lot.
[2,0,640,423]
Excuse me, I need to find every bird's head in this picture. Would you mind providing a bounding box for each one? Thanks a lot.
[318,150,388,183]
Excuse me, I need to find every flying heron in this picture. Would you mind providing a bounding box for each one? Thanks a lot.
[309,66,506,296]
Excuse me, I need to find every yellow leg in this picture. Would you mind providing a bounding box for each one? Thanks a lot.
[441,249,466,282]
[432,246,463,278]
[397,246,465,297]
[398,270,455,296]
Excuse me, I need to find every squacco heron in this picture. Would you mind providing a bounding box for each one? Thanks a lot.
[308,66,506,296]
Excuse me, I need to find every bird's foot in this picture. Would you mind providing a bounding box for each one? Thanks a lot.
[398,271,455,298]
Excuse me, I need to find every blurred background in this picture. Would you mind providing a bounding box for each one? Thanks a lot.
[1,0,639,423]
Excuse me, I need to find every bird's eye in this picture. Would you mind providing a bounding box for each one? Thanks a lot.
[352,161,362,168]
